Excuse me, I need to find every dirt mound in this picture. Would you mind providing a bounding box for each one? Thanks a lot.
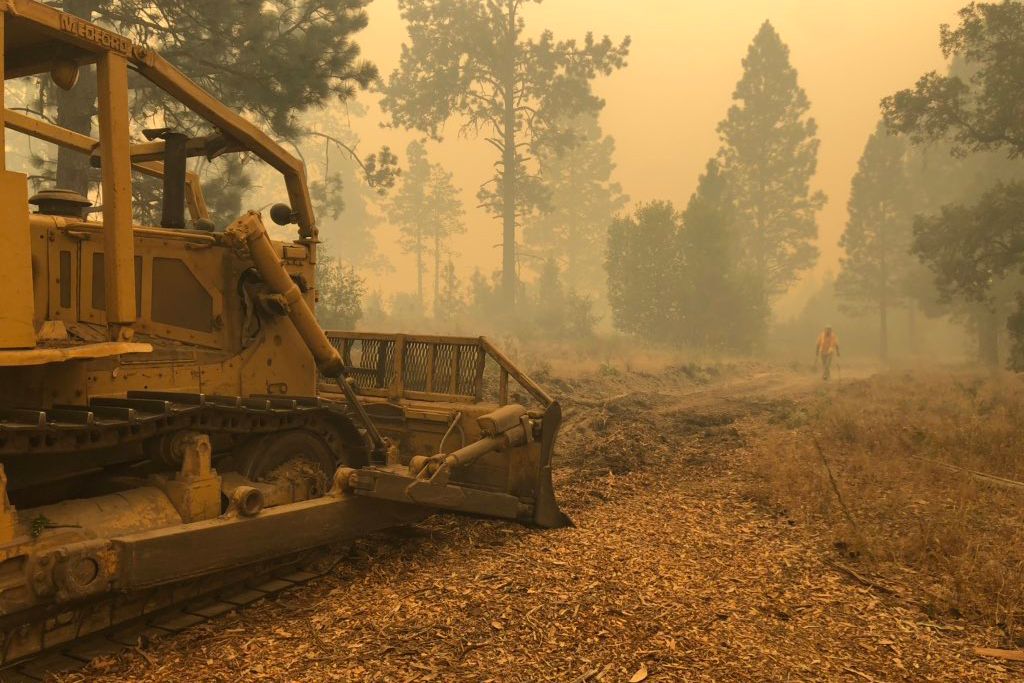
[552,364,749,478]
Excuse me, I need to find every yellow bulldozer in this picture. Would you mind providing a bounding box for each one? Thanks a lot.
[0,1,566,675]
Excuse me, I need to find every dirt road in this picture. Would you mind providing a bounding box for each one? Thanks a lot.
[60,366,1018,682]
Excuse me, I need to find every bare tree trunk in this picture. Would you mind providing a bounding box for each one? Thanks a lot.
[500,2,518,305]
[879,253,889,363]
[415,227,424,307]
[444,258,456,323]
[433,229,441,318]
[907,302,918,357]
[978,306,1000,368]
[879,302,889,364]
[750,198,769,353]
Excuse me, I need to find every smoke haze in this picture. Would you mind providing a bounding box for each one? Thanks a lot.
[344,0,963,316]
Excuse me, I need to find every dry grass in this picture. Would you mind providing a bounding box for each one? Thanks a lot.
[489,335,762,380]
[745,370,1024,643]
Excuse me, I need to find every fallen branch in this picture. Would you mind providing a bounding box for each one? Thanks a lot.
[973,647,1024,662]
[842,666,878,682]
[914,621,963,632]
[133,645,156,667]
[569,667,600,683]
[813,437,870,554]
[456,639,490,661]
[824,560,897,596]
[907,456,1024,492]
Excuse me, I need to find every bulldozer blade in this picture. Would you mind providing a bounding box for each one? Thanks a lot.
[532,401,572,528]
[345,400,571,529]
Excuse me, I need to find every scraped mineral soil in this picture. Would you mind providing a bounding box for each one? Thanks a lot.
[56,366,1020,682]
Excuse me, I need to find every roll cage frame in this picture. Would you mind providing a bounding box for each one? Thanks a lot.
[0,0,317,338]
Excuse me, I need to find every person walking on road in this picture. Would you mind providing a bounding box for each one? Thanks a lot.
[816,326,840,380]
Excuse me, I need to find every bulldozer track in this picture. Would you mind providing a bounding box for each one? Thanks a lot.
[0,545,338,681]
[0,390,365,460]
[0,391,372,680]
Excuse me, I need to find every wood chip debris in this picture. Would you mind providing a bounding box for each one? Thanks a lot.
[59,368,1022,682]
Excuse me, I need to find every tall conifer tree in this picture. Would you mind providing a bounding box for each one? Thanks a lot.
[381,0,629,304]
[836,123,914,361]
[717,21,825,303]
[525,113,627,293]
[678,160,765,352]
[387,142,465,311]
[606,202,681,342]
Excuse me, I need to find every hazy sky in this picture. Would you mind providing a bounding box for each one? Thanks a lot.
[344,0,966,314]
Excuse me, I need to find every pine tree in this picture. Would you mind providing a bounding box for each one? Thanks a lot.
[436,259,466,326]
[528,258,597,340]
[604,163,766,351]
[381,0,629,304]
[606,201,682,342]
[387,141,465,311]
[533,258,567,336]
[524,113,628,293]
[388,143,430,306]
[315,253,365,330]
[427,165,466,317]
[717,21,826,303]
[835,123,915,361]
[678,160,765,352]
[469,268,501,321]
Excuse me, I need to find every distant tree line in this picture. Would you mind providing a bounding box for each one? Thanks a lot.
[606,21,823,353]
[356,256,598,343]
[317,0,1024,372]
[387,141,465,315]
[604,3,1024,370]
[835,1,1024,368]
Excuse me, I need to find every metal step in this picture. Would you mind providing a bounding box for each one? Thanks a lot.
[127,390,206,405]
[0,410,46,428]
[46,408,96,425]
[90,397,173,415]
[252,394,325,408]
[241,397,272,411]
[88,405,137,423]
